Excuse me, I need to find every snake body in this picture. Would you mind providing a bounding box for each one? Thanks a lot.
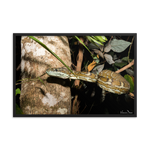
[46,67,130,95]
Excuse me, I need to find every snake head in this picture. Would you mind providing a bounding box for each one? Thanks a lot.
[46,68,70,79]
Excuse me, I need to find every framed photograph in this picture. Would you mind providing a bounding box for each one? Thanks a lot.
[13,33,136,117]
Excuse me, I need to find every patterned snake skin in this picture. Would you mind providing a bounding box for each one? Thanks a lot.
[46,67,130,95]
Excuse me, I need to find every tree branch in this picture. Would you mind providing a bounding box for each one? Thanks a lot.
[115,59,134,73]
[115,60,134,99]
[72,37,84,114]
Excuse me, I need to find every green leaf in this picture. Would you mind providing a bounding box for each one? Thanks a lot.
[87,36,104,46]
[111,39,131,53]
[16,88,21,96]
[16,104,23,114]
[124,74,134,93]
[88,43,103,50]
[94,59,100,64]
[38,77,45,86]
[122,57,132,62]
[74,36,93,57]
[101,36,108,41]
[113,65,118,71]
[114,62,128,68]
[104,54,115,65]
[93,64,104,74]
[92,36,107,43]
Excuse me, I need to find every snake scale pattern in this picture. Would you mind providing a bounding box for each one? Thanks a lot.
[46,67,130,95]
